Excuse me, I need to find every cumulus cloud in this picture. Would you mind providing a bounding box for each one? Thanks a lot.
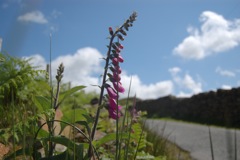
[221,85,232,90]
[181,74,202,94]
[26,47,174,99]
[27,47,102,93]
[27,54,47,70]
[121,73,173,99]
[173,11,240,60]
[169,67,202,97]
[18,10,48,24]
[216,66,235,77]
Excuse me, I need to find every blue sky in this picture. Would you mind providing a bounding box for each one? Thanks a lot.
[1,0,240,99]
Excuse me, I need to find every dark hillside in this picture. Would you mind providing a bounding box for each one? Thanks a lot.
[136,87,240,128]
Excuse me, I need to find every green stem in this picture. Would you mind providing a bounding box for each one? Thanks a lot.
[11,90,16,159]
[115,78,119,160]
[120,76,132,159]
[133,120,146,160]
[90,34,115,141]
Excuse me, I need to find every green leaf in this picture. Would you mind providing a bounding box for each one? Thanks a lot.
[37,128,49,138]
[60,108,90,130]
[33,95,51,111]
[41,135,84,159]
[39,151,68,160]
[93,133,128,148]
[57,85,86,107]
[75,120,91,135]
[135,151,155,159]
[4,147,40,160]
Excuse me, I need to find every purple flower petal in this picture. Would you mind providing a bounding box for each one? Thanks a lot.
[106,85,118,99]
[113,72,121,82]
[109,97,117,109]
[113,82,125,93]
[108,104,122,120]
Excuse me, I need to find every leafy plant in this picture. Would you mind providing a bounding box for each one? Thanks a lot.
[2,12,172,160]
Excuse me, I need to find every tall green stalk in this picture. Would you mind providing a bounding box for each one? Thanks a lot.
[85,12,137,159]
[133,120,146,160]
[120,77,133,160]
[11,89,16,159]
[91,12,137,146]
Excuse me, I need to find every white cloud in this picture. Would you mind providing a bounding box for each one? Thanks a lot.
[173,11,240,60]
[181,74,202,94]
[51,48,102,92]
[169,67,202,97]
[27,47,102,93]
[221,85,232,90]
[168,67,181,75]
[177,92,192,98]
[18,10,48,24]
[27,54,47,70]
[216,66,235,77]
[121,73,173,100]
[26,47,173,99]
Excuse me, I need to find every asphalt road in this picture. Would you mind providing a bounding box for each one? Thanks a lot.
[145,119,240,160]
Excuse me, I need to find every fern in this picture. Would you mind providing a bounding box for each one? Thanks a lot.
[0,53,45,105]
[0,53,48,149]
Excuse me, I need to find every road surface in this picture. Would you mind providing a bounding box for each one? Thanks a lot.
[145,119,240,160]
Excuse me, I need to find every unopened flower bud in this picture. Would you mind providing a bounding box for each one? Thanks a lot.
[115,42,124,49]
[120,29,127,36]
[109,27,114,36]
[117,34,124,41]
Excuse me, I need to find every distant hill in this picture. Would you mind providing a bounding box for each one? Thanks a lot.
[136,87,240,128]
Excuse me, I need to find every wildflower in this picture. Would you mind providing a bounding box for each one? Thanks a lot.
[113,71,121,82]
[104,12,138,119]
[108,97,117,108]
[107,97,123,119]
[112,57,124,65]
[118,44,124,49]
[113,81,125,93]
[129,95,140,123]
[112,58,119,66]
[117,55,124,63]
[106,84,118,99]
[110,66,122,74]
[114,66,122,74]
[115,42,124,49]
[108,106,122,119]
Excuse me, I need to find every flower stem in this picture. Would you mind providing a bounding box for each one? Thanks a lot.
[90,35,115,140]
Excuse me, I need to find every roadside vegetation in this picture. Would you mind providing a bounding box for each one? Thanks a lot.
[0,12,191,160]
